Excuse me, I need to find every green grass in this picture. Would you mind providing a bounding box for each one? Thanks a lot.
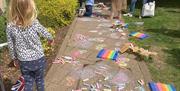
[124,0,180,90]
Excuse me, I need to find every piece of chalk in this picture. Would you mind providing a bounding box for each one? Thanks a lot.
[104,84,111,88]
[83,78,89,82]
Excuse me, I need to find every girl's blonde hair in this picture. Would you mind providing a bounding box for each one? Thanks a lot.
[8,0,37,27]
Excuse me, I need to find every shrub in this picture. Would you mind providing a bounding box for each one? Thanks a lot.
[0,16,6,43]
[35,0,78,28]
[41,28,55,56]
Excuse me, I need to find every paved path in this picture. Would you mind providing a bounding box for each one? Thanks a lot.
[45,10,151,91]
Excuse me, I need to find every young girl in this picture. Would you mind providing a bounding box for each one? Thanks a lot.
[6,0,53,91]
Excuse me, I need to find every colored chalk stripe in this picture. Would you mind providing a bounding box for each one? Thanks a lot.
[102,49,110,59]
[149,82,158,91]
[163,84,169,91]
[156,83,163,91]
[110,51,116,59]
[129,32,136,36]
[97,49,105,58]
[107,50,114,59]
[167,84,173,91]
[161,83,168,91]
[170,84,176,91]
[136,33,143,38]
[113,52,118,60]
[140,34,147,39]
[133,32,139,36]
[129,32,148,39]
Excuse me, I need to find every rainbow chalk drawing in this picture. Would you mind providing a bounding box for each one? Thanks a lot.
[149,82,176,91]
[97,49,119,60]
[129,32,149,39]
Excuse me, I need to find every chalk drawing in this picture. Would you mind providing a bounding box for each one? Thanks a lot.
[110,33,120,39]
[78,17,97,22]
[110,71,129,85]
[97,23,111,28]
[66,76,76,86]
[115,42,121,46]
[89,30,98,33]
[98,32,103,35]
[96,44,106,50]
[88,37,105,43]
[74,34,93,49]
[79,50,88,54]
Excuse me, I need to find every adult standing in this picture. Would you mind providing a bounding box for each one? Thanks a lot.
[111,0,126,19]
[0,0,3,15]
[124,0,153,17]
[0,0,6,13]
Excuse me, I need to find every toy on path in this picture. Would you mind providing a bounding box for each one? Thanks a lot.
[97,49,119,60]
[120,43,157,57]
[129,32,149,39]
[11,76,25,91]
[149,82,176,91]
[110,20,128,32]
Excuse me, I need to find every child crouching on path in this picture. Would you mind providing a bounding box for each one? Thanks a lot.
[6,0,54,91]
[84,0,94,17]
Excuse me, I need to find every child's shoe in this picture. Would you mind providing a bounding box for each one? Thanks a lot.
[123,13,130,16]
[78,8,86,17]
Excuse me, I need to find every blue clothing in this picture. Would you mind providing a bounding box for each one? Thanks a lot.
[6,19,53,61]
[84,5,93,17]
[129,0,137,14]
[129,0,153,14]
[86,0,94,6]
[19,57,46,91]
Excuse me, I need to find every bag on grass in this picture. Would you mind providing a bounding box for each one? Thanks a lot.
[11,76,25,91]
[142,1,155,17]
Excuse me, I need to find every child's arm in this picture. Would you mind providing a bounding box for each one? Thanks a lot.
[6,26,17,60]
[35,20,53,41]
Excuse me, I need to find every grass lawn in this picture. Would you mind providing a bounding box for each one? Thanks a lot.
[124,0,180,90]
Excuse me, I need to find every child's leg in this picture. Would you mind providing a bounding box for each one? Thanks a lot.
[34,57,46,91]
[20,63,35,91]
[84,5,93,17]
[19,57,46,91]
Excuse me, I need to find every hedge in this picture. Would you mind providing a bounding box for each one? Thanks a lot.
[36,0,78,28]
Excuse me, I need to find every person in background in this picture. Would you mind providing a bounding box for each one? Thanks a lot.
[79,0,83,8]
[6,0,54,91]
[84,0,94,17]
[111,0,126,19]
[0,0,6,15]
[122,0,127,12]
[123,0,153,17]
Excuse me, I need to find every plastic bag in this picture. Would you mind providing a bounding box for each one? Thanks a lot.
[142,1,155,17]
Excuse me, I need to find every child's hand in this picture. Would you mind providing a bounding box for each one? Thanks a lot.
[48,39,54,46]
[13,59,19,68]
